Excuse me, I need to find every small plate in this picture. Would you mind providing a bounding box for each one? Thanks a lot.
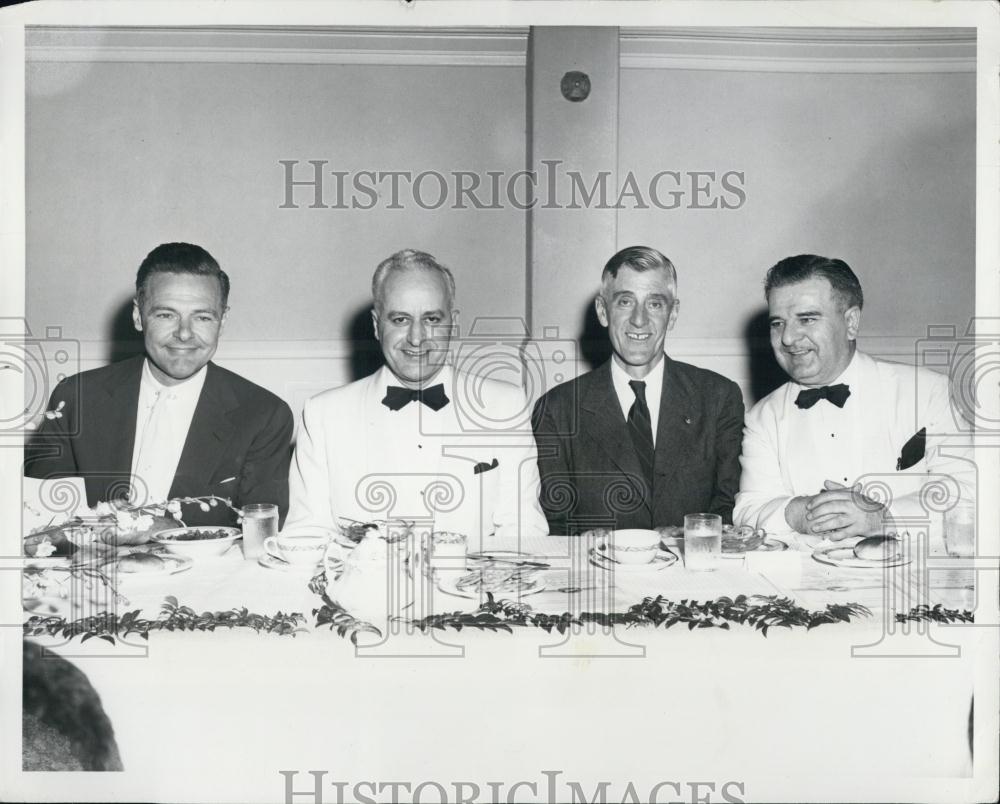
[102,553,194,577]
[812,541,912,569]
[436,569,546,599]
[590,545,678,572]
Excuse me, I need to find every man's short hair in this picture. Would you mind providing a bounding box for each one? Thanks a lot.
[372,249,456,313]
[135,242,230,309]
[764,254,864,311]
[601,246,678,297]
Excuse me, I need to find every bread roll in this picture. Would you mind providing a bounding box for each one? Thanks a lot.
[116,553,167,573]
[853,536,901,561]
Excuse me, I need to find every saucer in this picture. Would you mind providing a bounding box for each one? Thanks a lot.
[258,553,345,573]
[812,542,912,569]
[589,545,678,572]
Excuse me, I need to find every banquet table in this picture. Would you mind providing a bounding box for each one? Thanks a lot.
[14,531,991,804]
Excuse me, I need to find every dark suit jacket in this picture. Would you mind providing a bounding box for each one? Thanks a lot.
[24,356,294,526]
[531,357,744,533]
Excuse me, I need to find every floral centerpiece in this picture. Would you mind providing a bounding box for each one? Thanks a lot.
[22,495,244,615]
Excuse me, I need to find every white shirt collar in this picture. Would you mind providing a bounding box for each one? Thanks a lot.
[609,353,666,441]
[790,347,864,394]
[376,364,454,395]
[141,358,208,402]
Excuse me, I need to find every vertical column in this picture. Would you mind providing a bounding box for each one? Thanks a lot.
[527,26,619,378]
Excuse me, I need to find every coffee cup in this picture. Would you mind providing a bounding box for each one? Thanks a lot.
[607,529,660,565]
[264,532,330,565]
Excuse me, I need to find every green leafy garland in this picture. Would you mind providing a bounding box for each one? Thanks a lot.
[895,604,974,624]
[313,592,383,645]
[23,595,307,644]
[405,594,874,637]
[22,592,975,645]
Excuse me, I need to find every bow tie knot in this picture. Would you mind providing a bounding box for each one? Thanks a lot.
[795,383,851,410]
[382,383,450,412]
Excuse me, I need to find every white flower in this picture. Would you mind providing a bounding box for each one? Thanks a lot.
[114,510,136,531]
[93,502,115,518]
[33,539,57,558]
[166,500,182,514]
[132,514,154,532]
[42,401,66,420]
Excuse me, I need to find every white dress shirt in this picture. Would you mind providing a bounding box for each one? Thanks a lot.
[609,352,665,443]
[129,359,207,504]
[286,364,549,542]
[734,350,975,549]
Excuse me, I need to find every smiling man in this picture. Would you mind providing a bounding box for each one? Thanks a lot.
[285,249,548,540]
[25,242,294,526]
[531,246,745,533]
[734,254,974,546]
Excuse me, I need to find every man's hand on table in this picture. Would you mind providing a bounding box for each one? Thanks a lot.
[786,480,889,541]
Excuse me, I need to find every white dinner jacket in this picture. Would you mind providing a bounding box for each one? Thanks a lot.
[285,365,548,543]
[734,351,975,543]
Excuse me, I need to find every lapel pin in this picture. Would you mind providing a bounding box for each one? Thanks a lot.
[684,416,692,425]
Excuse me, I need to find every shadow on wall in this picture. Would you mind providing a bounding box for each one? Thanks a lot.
[346,303,384,382]
[106,296,144,364]
[578,298,612,370]
[745,309,786,402]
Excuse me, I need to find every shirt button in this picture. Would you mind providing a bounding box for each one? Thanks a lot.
[418,444,422,449]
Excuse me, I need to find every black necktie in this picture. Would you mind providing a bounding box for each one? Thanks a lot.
[381,383,450,412]
[627,380,655,487]
[795,383,851,410]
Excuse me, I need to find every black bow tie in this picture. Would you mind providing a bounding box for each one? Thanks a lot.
[382,383,450,412]
[795,383,851,410]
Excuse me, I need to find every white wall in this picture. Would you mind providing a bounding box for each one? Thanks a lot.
[26,39,528,374]
[617,68,976,340]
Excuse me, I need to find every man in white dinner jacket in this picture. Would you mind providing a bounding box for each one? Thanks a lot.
[733,254,975,548]
[285,249,548,542]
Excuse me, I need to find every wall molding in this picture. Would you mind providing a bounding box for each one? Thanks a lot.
[26,26,529,67]
[621,27,976,73]
[26,25,975,73]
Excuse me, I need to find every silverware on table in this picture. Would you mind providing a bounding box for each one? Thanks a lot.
[467,553,550,569]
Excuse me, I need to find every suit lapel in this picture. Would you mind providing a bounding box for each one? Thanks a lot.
[98,357,143,500]
[580,362,651,516]
[169,363,238,497]
[653,357,698,493]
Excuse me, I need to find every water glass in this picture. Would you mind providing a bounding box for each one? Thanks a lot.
[943,502,976,557]
[420,530,468,577]
[684,513,722,571]
[241,503,279,560]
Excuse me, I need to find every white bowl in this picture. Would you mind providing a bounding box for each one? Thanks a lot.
[607,529,660,564]
[151,526,241,559]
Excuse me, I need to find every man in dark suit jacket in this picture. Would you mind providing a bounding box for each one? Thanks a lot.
[532,246,744,534]
[25,243,293,526]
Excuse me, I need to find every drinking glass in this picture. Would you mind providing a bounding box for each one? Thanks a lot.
[684,513,722,571]
[241,504,279,560]
[420,531,468,578]
[943,502,976,558]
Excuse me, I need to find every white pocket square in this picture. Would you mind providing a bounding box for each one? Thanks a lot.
[218,476,236,485]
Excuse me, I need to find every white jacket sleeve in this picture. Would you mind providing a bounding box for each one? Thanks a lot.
[733,399,795,535]
[284,397,337,532]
